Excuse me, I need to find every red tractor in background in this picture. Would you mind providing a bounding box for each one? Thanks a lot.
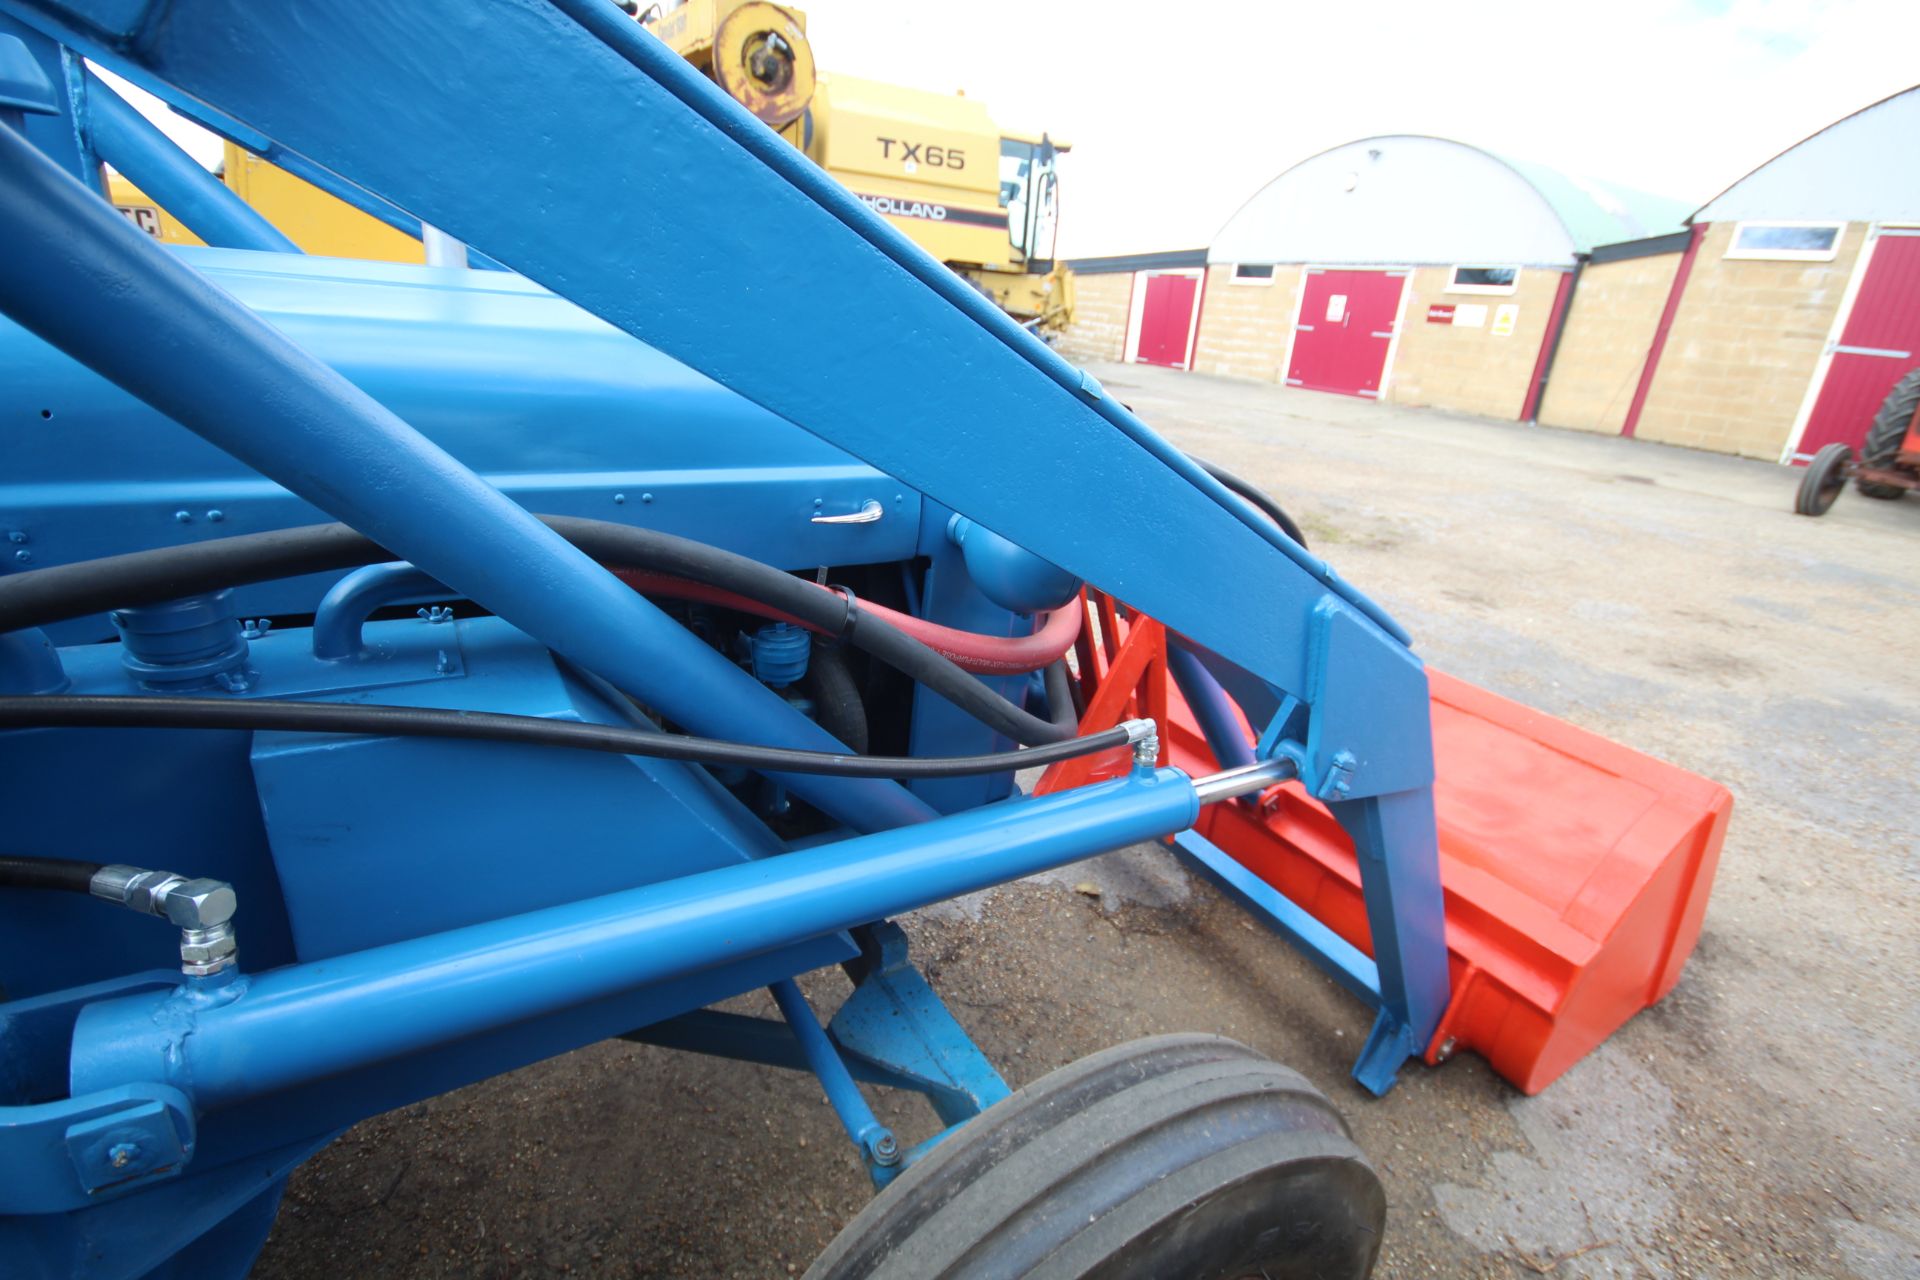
[1797,367,1920,515]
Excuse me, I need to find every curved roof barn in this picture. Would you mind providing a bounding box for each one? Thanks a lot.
[1693,84,1920,223]
[1209,134,1692,268]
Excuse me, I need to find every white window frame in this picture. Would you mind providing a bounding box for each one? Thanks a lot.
[1446,265,1520,296]
[1725,220,1844,263]
[1230,263,1277,287]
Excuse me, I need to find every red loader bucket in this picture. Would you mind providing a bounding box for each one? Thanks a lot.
[1040,597,1731,1095]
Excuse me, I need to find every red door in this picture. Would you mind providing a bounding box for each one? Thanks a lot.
[1287,269,1406,397]
[1135,273,1199,368]
[1794,229,1920,460]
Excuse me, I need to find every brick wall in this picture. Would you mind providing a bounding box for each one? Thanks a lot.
[1632,221,1865,459]
[1053,271,1134,365]
[1537,252,1681,435]
[1190,265,1306,381]
[1386,266,1567,420]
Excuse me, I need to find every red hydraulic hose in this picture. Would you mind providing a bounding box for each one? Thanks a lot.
[611,569,1080,676]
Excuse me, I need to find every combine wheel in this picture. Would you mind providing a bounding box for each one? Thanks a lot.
[1795,443,1852,516]
[805,1034,1384,1280]
[1857,367,1920,499]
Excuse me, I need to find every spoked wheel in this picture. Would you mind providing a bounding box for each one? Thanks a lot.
[1795,443,1852,516]
[805,1034,1384,1280]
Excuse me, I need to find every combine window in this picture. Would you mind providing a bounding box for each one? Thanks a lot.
[999,139,1059,265]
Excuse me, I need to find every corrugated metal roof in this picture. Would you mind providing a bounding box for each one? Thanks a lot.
[1494,154,1695,254]
[1692,83,1920,223]
[1207,136,1692,268]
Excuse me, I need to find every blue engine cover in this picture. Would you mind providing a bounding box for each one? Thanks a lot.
[0,247,925,641]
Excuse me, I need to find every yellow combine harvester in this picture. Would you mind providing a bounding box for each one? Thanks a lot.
[108,0,1072,330]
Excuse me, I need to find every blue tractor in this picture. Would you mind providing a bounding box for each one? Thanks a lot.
[0,5,1478,1275]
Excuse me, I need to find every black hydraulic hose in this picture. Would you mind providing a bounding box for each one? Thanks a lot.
[548,517,1067,745]
[0,853,102,893]
[0,516,1070,746]
[803,638,869,756]
[1191,457,1308,550]
[1043,658,1081,735]
[0,696,1134,780]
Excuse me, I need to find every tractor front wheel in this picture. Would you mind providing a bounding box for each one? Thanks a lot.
[1795,443,1852,516]
[805,1034,1384,1280]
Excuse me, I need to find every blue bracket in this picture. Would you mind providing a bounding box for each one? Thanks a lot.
[829,922,1011,1128]
[623,922,1010,1188]
[1,1080,197,1211]
[1163,599,1453,1097]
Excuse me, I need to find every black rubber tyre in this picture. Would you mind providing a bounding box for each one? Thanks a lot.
[1795,443,1851,516]
[805,1034,1383,1280]
[1857,367,1920,499]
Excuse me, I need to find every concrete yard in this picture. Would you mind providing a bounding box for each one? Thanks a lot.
[253,362,1920,1279]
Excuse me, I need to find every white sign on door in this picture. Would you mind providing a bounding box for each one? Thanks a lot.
[1325,294,1347,323]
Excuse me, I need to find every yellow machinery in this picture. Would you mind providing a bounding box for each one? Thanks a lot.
[110,150,428,262]
[108,0,1072,329]
[645,0,1071,328]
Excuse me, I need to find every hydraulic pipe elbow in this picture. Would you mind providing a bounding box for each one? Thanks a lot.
[946,515,1081,615]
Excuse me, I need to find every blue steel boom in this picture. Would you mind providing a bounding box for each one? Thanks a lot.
[0,4,1453,1277]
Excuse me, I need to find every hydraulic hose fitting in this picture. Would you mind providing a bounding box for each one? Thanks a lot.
[1120,717,1160,773]
[90,864,238,978]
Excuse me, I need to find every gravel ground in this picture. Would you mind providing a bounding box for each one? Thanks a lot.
[252,362,1920,1279]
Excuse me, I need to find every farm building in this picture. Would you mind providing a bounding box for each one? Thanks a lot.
[1059,89,1920,466]
[1549,84,1920,461]
[1056,135,1691,421]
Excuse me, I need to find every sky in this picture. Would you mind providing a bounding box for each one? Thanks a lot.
[804,0,1920,255]
[111,0,1920,258]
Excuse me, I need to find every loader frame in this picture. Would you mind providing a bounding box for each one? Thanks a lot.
[0,3,1453,1272]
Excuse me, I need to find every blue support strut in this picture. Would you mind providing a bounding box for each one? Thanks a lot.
[0,116,932,835]
[69,768,1200,1111]
[768,979,899,1180]
[82,68,299,253]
